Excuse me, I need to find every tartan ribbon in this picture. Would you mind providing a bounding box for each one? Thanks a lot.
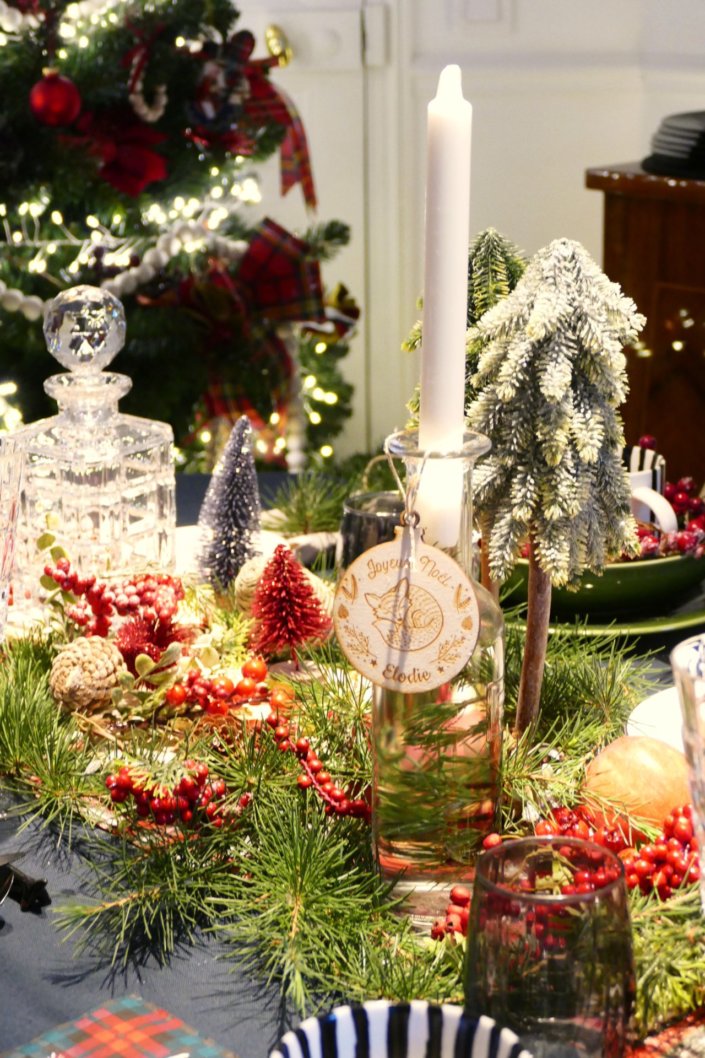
[236,218,325,323]
[201,374,290,431]
[188,29,317,210]
[0,995,235,1058]
[243,65,318,210]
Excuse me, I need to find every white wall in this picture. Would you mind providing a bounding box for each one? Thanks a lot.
[236,0,705,456]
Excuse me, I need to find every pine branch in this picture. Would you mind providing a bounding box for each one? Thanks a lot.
[209,796,400,1015]
[631,887,705,1034]
[56,829,236,967]
[302,221,351,261]
[0,636,101,841]
[267,470,353,534]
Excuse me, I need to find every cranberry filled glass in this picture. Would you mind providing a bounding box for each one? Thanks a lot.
[464,836,635,1058]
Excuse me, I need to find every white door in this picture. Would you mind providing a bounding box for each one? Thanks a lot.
[238,0,390,460]
[240,2,705,462]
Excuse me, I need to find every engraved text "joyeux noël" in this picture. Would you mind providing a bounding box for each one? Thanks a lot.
[366,552,454,587]
[366,555,410,581]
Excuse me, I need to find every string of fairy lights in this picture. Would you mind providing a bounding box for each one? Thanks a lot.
[0,0,126,38]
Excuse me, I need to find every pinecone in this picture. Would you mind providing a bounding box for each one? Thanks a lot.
[49,637,127,711]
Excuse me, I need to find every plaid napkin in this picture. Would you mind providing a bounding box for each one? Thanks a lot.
[1,996,237,1058]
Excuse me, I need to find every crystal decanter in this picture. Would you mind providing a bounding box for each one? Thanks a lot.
[13,285,175,608]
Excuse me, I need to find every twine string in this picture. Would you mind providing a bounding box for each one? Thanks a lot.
[383,437,430,570]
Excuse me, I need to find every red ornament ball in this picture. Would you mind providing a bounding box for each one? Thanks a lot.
[30,71,81,126]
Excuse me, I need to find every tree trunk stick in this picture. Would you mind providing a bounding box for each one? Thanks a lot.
[514,549,552,735]
[479,516,499,602]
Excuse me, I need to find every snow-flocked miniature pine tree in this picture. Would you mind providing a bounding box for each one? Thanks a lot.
[198,417,261,591]
[467,237,645,734]
[250,544,331,663]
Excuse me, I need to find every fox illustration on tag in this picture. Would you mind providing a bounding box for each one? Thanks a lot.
[364,576,443,652]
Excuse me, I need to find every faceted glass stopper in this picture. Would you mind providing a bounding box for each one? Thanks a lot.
[43,285,126,374]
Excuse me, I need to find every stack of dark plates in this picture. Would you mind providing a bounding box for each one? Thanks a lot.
[642,111,705,179]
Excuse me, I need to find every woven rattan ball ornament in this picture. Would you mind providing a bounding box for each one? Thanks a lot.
[234,555,334,617]
[50,637,126,711]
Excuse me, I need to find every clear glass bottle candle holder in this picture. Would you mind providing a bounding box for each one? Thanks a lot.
[371,428,504,920]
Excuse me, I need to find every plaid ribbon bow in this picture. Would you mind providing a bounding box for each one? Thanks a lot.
[235,217,324,323]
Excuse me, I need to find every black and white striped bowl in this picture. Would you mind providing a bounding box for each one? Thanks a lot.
[271,1000,532,1058]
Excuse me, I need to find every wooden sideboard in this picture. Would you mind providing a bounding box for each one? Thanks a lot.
[586,163,705,484]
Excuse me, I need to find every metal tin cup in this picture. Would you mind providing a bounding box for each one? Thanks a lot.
[336,490,404,570]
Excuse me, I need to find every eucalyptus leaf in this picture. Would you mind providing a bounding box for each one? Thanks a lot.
[159,643,183,667]
[135,654,157,678]
[197,645,220,669]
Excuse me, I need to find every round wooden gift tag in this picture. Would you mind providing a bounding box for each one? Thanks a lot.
[333,528,479,693]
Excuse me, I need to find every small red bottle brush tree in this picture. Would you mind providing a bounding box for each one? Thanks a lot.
[250,544,331,666]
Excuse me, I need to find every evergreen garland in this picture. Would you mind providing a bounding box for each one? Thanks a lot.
[0,622,700,1036]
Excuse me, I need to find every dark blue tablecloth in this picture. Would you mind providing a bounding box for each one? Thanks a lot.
[0,796,284,1055]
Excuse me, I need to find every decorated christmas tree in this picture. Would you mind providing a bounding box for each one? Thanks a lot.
[0,0,355,467]
[198,416,260,591]
[468,237,645,732]
[250,544,331,663]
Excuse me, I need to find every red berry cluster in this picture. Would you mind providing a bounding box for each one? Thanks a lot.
[431,884,471,940]
[165,657,270,717]
[431,826,626,942]
[621,805,700,899]
[431,802,701,938]
[44,558,184,637]
[532,805,630,854]
[264,710,370,820]
[664,476,705,526]
[105,760,249,830]
[630,470,705,559]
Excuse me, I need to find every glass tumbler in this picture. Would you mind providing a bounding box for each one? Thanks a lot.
[336,490,404,570]
[670,633,705,913]
[0,436,22,637]
[464,836,635,1058]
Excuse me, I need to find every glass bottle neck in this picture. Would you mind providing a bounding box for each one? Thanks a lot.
[44,371,131,425]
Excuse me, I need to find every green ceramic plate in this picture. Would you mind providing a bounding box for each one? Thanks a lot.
[546,602,705,638]
[504,554,705,624]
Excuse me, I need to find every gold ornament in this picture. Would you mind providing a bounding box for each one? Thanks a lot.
[49,637,126,711]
